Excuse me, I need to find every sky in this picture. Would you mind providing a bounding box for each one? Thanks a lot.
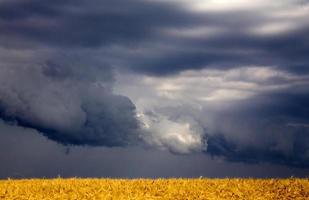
[0,0,309,178]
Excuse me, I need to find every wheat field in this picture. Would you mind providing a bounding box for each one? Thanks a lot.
[0,178,308,199]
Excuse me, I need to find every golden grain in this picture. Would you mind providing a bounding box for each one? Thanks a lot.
[0,178,308,199]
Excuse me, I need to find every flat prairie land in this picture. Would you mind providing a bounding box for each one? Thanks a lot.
[0,178,308,199]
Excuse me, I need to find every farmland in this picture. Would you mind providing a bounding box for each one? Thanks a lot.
[0,178,308,199]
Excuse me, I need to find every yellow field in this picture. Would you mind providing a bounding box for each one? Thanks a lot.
[0,178,308,199]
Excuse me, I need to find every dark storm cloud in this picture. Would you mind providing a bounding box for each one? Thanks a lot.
[0,0,308,75]
[202,88,309,168]
[0,57,140,146]
[206,129,309,168]
[130,22,309,75]
[0,0,201,48]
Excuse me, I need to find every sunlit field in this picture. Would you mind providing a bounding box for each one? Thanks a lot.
[0,178,308,199]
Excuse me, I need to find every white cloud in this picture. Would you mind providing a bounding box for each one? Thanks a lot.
[175,0,305,11]
[138,112,206,154]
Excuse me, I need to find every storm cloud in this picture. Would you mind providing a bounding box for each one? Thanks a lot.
[115,65,309,167]
[0,0,201,48]
[0,56,140,146]
[0,0,309,172]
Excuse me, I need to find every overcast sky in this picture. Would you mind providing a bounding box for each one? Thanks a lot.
[0,0,309,178]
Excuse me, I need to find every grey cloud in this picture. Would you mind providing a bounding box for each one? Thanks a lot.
[1,0,308,76]
[0,56,140,146]
[127,24,309,75]
[114,69,309,167]
[203,89,309,168]
[206,131,309,168]
[156,95,309,168]
[0,0,201,48]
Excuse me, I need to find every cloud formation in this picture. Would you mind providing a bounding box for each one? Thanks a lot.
[0,0,200,48]
[138,111,206,154]
[115,65,309,167]
[0,55,140,146]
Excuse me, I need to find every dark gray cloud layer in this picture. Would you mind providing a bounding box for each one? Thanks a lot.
[220,90,309,167]
[0,0,308,75]
[1,0,307,75]
[133,27,309,75]
[0,57,140,146]
[0,0,309,172]
[0,0,200,48]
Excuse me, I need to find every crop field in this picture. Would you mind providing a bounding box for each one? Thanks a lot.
[0,178,308,199]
